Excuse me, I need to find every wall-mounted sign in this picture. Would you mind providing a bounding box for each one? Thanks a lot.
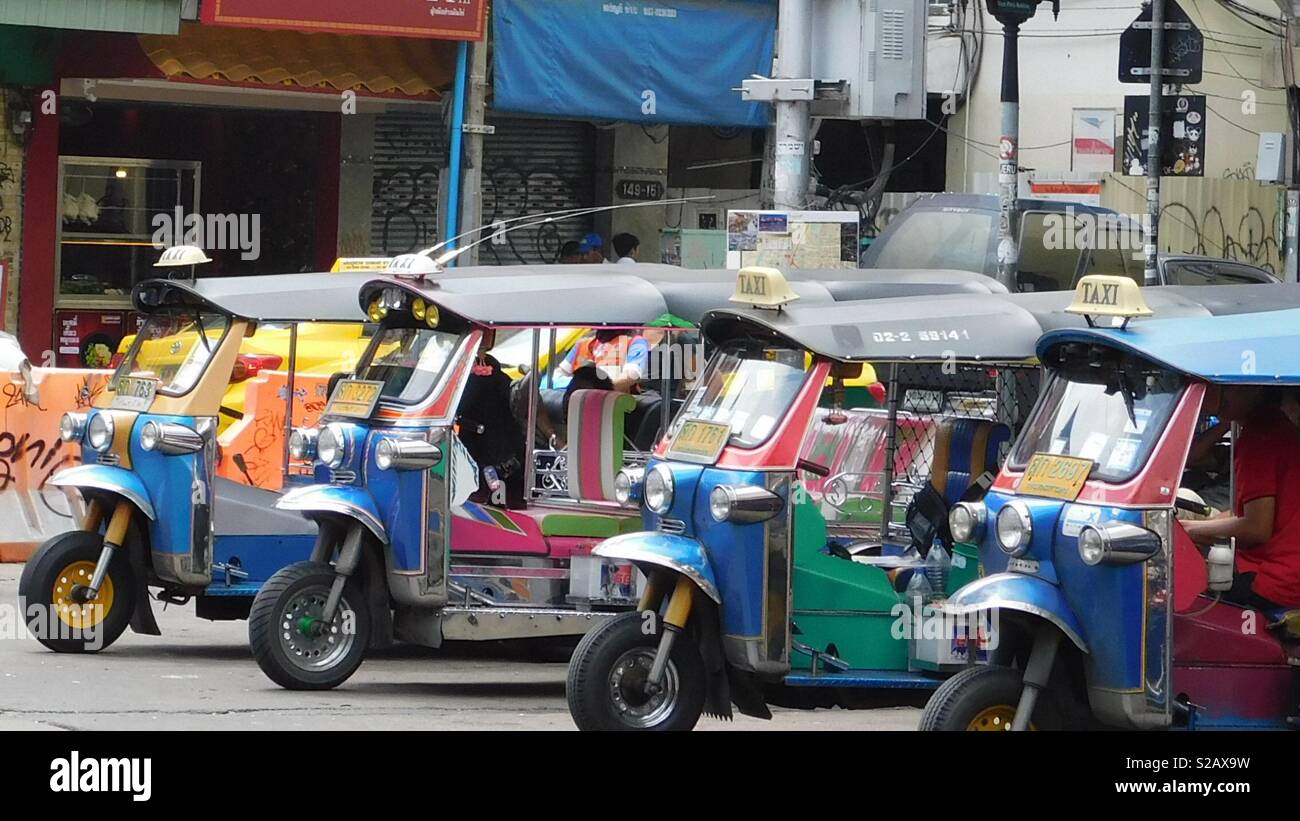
[1072,108,1116,174]
[615,180,664,202]
[202,0,487,40]
[1123,94,1205,177]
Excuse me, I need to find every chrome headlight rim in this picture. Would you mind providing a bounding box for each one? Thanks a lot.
[709,484,784,524]
[317,423,348,469]
[139,420,203,455]
[950,501,987,544]
[613,466,645,506]
[59,412,87,443]
[288,427,319,461]
[644,463,675,515]
[86,413,115,452]
[1078,521,1161,567]
[995,500,1033,557]
[375,436,441,471]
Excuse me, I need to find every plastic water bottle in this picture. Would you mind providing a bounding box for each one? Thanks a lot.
[905,570,933,610]
[483,466,503,493]
[1207,543,1234,592]
[925,544,951,599]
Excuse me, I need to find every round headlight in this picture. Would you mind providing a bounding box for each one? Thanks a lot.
[709,486,733,522]
[950,501,987,544]
[367,299,384,322]
[613,470,632,505]
[86,413,115,452]
[411,298,427,322]
[1078,526,1106,566]
[425,304,440,329]
[375,437,397,471]
[288,427,318,461]
[317,424,347,468]
[59,412,87,443]
[644,463,675,515]
[995,501,1033,556]
[139,420,161,452]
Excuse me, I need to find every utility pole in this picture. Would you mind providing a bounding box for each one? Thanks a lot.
[459,38,491,266]
[772,0,812,210]
[1143,0,1165,285]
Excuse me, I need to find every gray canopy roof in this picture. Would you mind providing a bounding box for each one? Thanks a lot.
[132,273,375,322]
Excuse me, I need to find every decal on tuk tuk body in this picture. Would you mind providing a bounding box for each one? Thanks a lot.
[1018,453,1093,501]
[110,377,158,412]
[325,379,384,419]
[665,420,731,465]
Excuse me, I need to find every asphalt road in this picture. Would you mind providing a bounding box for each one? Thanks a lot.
[0,565,921,731]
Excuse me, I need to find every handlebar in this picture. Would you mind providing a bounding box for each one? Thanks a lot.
[1175,496,1212,517]
[798,459,831,478]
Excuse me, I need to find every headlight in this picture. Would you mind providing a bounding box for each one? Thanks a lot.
[613,467,644,505]
[289,427,318,461]
[86,413,115,452]
[644,463,675,515]
[995,501,1032,556]
[139,420,203,454]
[950,501,987,544]
[1078,522,1162,567]
[317,423,348,468]
[709,484,784,523]
[375,437,441,471]
[60,412,87,443]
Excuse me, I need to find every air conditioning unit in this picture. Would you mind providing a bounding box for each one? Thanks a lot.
[809,0,928,121]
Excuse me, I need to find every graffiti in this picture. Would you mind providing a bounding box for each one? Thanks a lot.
[1222,162,1256,181]
[1158,202,1280,273]
[480,161,592,265]
[2,382,41,412]
[0,159,12,215]
[0,430,71,518]
[73,374,105,409]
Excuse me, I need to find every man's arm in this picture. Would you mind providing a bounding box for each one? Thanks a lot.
[1182,496,1276,547]
[1187,419,1230,468]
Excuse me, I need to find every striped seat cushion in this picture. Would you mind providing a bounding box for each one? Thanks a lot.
[566,389,638,502]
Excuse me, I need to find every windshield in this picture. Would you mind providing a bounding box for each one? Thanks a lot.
[869,209,993,274]
[1011,370,1185,483]
[358,327,462,403]
[111,310,229,397]
[667,345,808,449]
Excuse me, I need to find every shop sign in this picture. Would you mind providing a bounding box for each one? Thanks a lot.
[202,0,487,40]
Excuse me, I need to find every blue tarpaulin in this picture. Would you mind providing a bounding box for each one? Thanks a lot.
[493,0,776,128]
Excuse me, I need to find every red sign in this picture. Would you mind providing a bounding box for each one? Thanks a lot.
[201,0,487,41]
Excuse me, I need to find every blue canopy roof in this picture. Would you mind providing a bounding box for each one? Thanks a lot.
[1037,307,1300,384]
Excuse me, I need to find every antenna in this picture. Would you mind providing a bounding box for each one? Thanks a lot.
[430,196,714,267]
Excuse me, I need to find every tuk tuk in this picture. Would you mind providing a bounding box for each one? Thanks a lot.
[920,276,1300,731]
[17,266,375,652]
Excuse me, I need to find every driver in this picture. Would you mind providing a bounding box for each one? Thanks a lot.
[1183,385,1300,610]
[557,329,649,394]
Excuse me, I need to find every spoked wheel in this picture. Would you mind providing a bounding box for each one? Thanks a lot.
[567,610,706,731]
[919,665,1060,731]
[249,561,369,690]
[18,530,136,653]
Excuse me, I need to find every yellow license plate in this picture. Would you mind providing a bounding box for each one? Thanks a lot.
[1019,453,1094,501]
[110,376,158,411]
[666,419,732,464]
[325,379,384,419]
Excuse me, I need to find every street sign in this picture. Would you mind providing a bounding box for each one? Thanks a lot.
[1122,94,1205,176]
[1119,0,1203,84]
[615,180,664,202]
[986,0,1059,25]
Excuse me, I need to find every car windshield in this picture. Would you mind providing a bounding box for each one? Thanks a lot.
[667,344,808,449]
[869,209,994,274]
[358,327,462,403]
[111,310,229,397]
[1011,368,1185,483]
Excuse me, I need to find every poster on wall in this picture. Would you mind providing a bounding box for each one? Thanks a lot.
[1123,94,1206,177]
[201,0,488,40]
[1071,108,1116,174]
[725,210,859,269]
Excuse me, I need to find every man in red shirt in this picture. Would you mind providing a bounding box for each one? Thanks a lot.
[1184,385,1300,610]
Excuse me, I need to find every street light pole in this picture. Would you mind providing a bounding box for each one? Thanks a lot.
[995,20,1021,292]
[773,0,812,210]
[1144,0,1165,284]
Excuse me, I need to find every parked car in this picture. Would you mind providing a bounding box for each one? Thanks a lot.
[0,330,40,405]
[861,193,1280,290]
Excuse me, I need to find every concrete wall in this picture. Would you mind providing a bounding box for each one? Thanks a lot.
[599,123,670,261]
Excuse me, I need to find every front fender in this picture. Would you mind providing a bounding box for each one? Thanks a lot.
[276,484,388,544]
[49,464,156,520]
[941,572,1089,653]
[594,531,721,604]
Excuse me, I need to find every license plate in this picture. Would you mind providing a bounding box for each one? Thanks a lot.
[1019,453,1094,501]
[665,419,732,464]
[325,379,384,419]
[110,376,157,411]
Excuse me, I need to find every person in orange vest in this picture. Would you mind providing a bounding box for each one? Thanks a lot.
[558,328,650,394]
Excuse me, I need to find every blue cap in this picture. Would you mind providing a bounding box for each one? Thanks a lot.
[578,232,604,253]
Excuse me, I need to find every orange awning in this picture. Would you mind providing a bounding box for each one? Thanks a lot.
[138,22,455,98]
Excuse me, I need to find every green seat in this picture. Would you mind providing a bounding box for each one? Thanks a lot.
[534,510,641,538]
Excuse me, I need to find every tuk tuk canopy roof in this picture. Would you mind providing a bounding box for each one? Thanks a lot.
[703,283,1300,364]
[1037,305,1300,385]
[133,273,374,322]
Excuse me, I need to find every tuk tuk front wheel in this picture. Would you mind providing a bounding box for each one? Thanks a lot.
[919,665,1068,731]
[17,530,136,653]
[567,610,706,731]
[248,561,370,690]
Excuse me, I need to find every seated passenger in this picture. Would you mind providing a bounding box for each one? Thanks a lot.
[457,330,527,509]
[1183,386,1300,610]
[558,329,649,394]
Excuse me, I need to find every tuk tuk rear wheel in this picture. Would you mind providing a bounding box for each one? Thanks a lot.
[919,665,1065,731]
[248,561,370,690]
[17,529,136,653]
[567,610,706,731]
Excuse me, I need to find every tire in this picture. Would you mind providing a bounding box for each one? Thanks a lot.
[248,561,370,690]
[919,665,1068,731]
[17,529,136,653]
[566,610,707,731]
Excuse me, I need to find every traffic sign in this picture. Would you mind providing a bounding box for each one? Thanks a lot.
[1119,0,1203,84]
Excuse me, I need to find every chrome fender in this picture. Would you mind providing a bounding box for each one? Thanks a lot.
[939,572,1089,653]
[276,484,388,544]
[48,464,156,520]
[594,531,721,604]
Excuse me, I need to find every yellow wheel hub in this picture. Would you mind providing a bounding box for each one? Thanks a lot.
[968,705,1032,731]
[51,561,114,630]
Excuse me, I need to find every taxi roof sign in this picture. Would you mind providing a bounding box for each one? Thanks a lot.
[730,266,799,310]
[331,257,392,272]
[386,253,442,279]
[1066,275,1152,325]
[154,245,212,267]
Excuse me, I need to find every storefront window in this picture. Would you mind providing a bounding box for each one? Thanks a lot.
[58,157,200,302]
